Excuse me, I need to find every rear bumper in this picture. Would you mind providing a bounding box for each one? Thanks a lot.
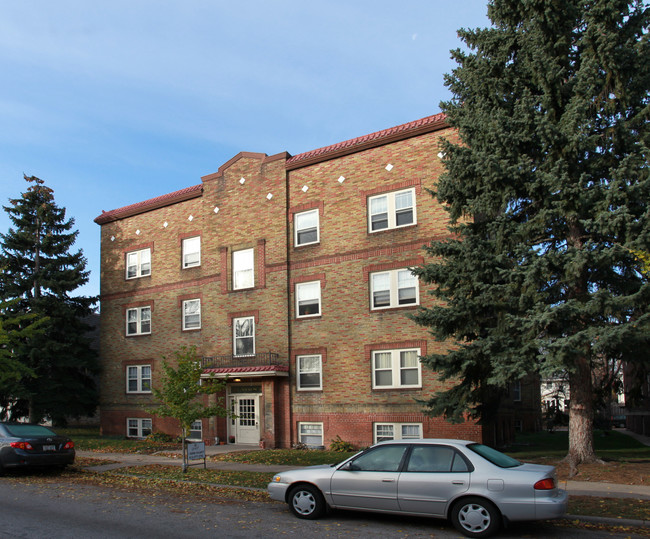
[2,449,75,468]
[535,489,568,520]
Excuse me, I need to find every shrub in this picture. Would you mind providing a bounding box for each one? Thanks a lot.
[330,435,355,452]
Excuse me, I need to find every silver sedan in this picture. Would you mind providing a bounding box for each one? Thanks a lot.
[268,439,567,538]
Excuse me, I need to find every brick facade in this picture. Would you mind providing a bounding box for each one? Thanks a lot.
[95,114,539,449]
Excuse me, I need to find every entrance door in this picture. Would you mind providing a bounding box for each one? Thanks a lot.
[230,395,260,444]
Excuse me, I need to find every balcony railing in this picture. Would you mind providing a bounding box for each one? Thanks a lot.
[202,352,284,370]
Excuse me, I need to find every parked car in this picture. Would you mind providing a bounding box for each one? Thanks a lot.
[268,439,567,538]
[0,422,75,472]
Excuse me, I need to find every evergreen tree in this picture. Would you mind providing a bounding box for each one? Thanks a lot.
[0,175,99,424]
[412,0,649,468]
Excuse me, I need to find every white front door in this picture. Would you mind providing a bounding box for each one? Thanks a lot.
[230,395,260,444]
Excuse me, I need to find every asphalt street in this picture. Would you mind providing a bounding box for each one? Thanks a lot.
[0,479,647,539]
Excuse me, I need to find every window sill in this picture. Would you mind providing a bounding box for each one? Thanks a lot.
[372,386,422,391]
[370,304,419,313]
[295,314,322,321]
[294,241,320,249]
[125,333,151,338]
[367,223,417,235]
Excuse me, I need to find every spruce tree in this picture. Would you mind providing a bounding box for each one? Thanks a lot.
[412,0,649,468]
[0,175,99,424]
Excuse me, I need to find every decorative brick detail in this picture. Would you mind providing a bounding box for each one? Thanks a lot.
[176,293,203,307]
[364,340,428,361]
[121,241,154,255]
[359,179,422,206]
[227,310,260,326]
[121,299,154,314]
[177,231,201,245]
[362,257,424,282]
[287,200,325,221]
[292,346,328,365]
[290,273,326,288]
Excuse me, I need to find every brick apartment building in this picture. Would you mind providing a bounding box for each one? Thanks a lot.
[94,113,539,449]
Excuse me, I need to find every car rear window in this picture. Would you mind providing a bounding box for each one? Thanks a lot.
[4,424,57,437]
[467,443,521,468]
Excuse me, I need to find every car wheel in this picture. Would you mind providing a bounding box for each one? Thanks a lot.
[451,497,500,538]
[288,485,326,520]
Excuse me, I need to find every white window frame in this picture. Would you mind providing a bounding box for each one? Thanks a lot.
[372,348,421,389]
[126,418,152,438]
[233,248,255,290]
[126,306,151,336]
[374,423,422,444]
[182,236,201,268]
[298,422,323,448]
[126,248,151,279]
[297,355,322,391]
[294,209,319,247]
[370,268,419,310]
[296,281,321,318]
[189,420,203,440]
[182,299,201,331]
[368,188,416,232]
[126,365,151,393]
[233,316,255,357]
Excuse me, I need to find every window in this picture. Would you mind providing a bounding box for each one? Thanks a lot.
[512,380,522,402]
[297,355,322,390]
[371,269,418,309]
[126,365,151,393]
[183,299,201,330]
[189,420,203,440]
[127,418,152,438]
[405,445,470,473]
[126,306,151,336]
[374,423,422,443]
[233,248,254,289]
[295,209,319,246]
[296,281,321,318]
[349,444,408,472]
[126,248,151,279]
[298,422,323,447]
[372,348,421,389]
[182,236,200,268]
[368,188,416,232]
[233,316,255,356]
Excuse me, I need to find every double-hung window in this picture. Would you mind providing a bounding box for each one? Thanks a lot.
[189,420,203,440]
[368,188,416,232]
[127,418,152,438]
[126,365,151,393]
[370,269,418,309]
[182,237,201,268]
[233,316,255,356]
[372,348,421,389]
[374,423,422,443]
[297,355,322,390]
[296,281,321,318]
[126,306,151,336]
[233,248,254,289]
[126,248,151,279]
[512,380,522,402]
[298,422,323,447]
[183,299,201,330]
[295,209,319,246]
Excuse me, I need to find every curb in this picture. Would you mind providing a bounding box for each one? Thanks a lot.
[563,514,650,529]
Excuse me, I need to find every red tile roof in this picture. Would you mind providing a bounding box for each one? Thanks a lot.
[94,184,203,225]
[94,113,449,224]
[203,365,289,374]
[286,112,447,169]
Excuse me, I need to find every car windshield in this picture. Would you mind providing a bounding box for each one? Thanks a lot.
[4,424,57,437]
[467,443,521,468]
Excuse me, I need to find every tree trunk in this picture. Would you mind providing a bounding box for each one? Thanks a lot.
[567,355,599,474]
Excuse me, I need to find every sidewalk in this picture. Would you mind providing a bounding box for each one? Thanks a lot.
[77,442,650,501]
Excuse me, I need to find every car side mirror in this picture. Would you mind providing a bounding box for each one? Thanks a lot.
[341,462,359,471]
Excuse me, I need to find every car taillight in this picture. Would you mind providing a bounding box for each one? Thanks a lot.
[10,442,34,450]
[534,478,556,490]
[63,441,74,449]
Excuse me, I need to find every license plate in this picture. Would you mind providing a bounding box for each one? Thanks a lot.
[42,445,56,451]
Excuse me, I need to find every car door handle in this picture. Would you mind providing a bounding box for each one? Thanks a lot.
[382,478,395,482]
[452,481,466,485]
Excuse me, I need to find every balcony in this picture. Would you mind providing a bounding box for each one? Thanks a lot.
[202,352,287,370]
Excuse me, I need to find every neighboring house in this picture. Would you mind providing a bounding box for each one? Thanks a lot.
[625,363,650,436]
[94,114,540,448]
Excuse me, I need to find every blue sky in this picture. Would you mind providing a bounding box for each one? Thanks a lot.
[0,1,490,299]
